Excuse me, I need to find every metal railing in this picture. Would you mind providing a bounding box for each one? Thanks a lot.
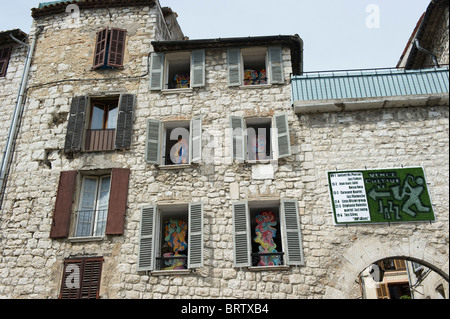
[251,252,284,267]
[75,209,108,237]
[291,66,449,102]
[156,256,188,270]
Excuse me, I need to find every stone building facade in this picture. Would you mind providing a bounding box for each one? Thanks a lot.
[0,0,448,299]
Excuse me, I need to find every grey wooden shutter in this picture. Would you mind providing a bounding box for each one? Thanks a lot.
[0,46,12,77]
[138,205,157,271]
[232,201,251,267]
[191,50,205,87]
[107,28,127,68]
[273,113,291,158]
[230,115,245,162]
[227,48,241,86]
[64,96,88,153]
[145,119,161,164]
[188,202,204,269]
[150,52,164,90]
[191,116,202,163]
[93,28,108,69]
[281,199,304,266]
[268,46,284,84]
[115,94,135,150]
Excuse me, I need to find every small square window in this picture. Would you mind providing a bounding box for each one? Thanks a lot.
[165,52,191,89]
[242,48,267,86]
[162,122,190,166]
[246,118,273,161]
[156,206,189,270]
[249,202,284,267]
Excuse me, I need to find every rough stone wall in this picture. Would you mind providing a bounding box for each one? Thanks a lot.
[0,4,448,299]
[423,4,449,67]
[0,42,28,166]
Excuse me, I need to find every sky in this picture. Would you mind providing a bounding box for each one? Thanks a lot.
[0,0,431,71]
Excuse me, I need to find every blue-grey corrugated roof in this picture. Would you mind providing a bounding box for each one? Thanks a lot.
[291,67,449,102]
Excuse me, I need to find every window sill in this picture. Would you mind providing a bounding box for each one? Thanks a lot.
[161,88,193,94]
[248,265,290,272]
[68,236,104,243]
[239,84,272,90]
[151,269,192,276]
[159,164,191,170]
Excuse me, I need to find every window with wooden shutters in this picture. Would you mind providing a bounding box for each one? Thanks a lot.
[227,46,284,86]
[93,27,127,69]
[232,200,304,268]
[66,94,135,153]
[0,46,12,77]
[51,168,130,239]
[149,50,206,90]
[138,203,204,272]
[60,257,104,299]
[230,115,291,162]
[145,118,203,166]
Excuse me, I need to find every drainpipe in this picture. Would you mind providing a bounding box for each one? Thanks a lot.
[0,26,44,209]
[414,38,439,67]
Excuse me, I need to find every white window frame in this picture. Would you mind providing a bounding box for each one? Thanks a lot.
[160,121,192,167]
[230,114,291,163]
[74,175,111,238]
[145,117,202,167]
[150,50,205,91]
[137,202,204,273]
[228,46,284,87]
[232,199,304,269]
[154,204,190,272]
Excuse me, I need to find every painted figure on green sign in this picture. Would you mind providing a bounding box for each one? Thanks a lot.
[392,175,431,217]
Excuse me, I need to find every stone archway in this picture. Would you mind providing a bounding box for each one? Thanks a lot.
[323,236,449,299]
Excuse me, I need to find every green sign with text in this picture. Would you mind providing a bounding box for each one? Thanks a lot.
[327,167,435,225]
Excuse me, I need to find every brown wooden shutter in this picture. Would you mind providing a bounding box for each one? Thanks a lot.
[394,259,406,270]
[105,168,130,235]
[64,96,88,153]
[115,94,135,150]
[60,257,103,299]
[50,171,78,239]
[0,46,12,77]
[376,283,390,299]
[107,28,126,68]
[93,28,108,69]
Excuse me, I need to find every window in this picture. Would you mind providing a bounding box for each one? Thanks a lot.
[227,47,284,87]
[93,27,127,69]
[137,203,204,272]
[149,50,205,90]
[145,117,202,166]
[60,257,103,299]
[75,175,111,238]
[50,168,130,239]
[64,94,135,153]
[230,114,291,162]
[232,199,304,268]
[0,46,12,77]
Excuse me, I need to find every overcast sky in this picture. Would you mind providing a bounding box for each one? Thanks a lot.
[0,0,431,71]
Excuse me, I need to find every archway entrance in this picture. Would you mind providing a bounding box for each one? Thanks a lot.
[359,257,449,299]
